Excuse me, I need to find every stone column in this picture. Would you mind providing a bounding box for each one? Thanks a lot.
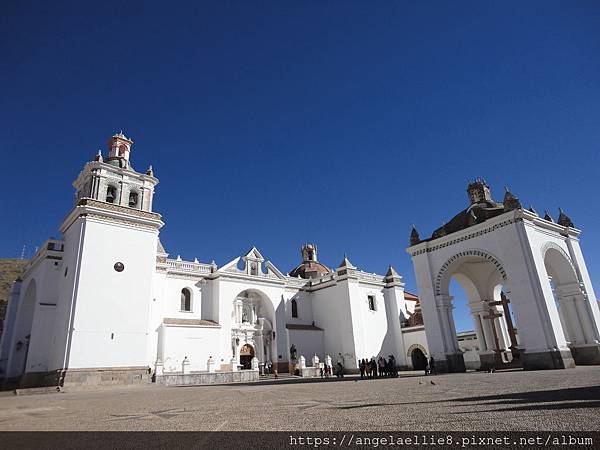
[555,296,581,344]
[573,294,597,344]
[257,333,264,364]
[493,306,510,351]
[182,357,190,374]
[471,311,487,351]
[234,299,243,324]
[435,295,458,353]
[480,311,496,352]
[207,356,216,373]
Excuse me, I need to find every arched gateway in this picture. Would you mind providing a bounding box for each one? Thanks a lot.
[407,180,600,373]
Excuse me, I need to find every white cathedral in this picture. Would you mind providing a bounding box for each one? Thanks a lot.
[0,133,428,388]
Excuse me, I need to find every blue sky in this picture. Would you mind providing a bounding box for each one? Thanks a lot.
[1,1,599,332]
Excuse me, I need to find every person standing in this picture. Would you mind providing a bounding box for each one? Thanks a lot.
[337,353,344,378]
[429,356,437,375]
[359,359,366,379]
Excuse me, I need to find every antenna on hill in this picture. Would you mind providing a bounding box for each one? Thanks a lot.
[20,245,26,259]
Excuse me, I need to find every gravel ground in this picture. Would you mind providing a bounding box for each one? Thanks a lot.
[0,366,598,431]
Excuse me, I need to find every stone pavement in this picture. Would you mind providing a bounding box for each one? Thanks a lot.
[0,366,598,431]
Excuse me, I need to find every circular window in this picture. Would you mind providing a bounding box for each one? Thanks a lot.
[114,262,125,272]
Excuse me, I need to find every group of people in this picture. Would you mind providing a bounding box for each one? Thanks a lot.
[319,364,334,378]
[359,355,398,379]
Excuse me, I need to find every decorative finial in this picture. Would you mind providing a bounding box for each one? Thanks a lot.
[543,210,554,222]
[503,187,521,212]
[528,205,539,216]
[410,224,421,246]
[95,150,103,162]
[146,164,154,176]
[557,208,574,228]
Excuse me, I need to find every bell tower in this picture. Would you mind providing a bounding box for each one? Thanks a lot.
[53,131,164,386]
[301,243,318,262]
[73,132,158,211]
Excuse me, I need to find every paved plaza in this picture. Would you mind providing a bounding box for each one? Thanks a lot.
[0,367,598,431]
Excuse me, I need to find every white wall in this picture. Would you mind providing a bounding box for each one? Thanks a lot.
[288,329,324,363]
[161,325,223,372]
[67,217,158,369]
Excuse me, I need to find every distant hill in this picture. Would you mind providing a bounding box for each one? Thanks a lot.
[0,259,29,334]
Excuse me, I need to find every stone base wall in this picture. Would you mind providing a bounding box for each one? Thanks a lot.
[438,353,466,373]
[299,367,320,377]
[275,361,289,373]
[478,352,522,371]
[522,349,576,370]
[156,370,259,386]
[62,367,151,388]
[9,366,151,390]
[570,344,600,365]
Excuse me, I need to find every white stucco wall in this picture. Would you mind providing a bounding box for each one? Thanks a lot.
[66,217,158,369]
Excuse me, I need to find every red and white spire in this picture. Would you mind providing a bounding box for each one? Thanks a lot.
[107,131,133,164]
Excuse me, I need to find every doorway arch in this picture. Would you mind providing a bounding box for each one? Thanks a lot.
[435,250,519,370]
[239,344,255,370]
[231,289,277,369]
[410,347,428,370]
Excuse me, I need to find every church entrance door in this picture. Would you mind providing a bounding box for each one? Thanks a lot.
[411,348,427,370]
[240,344,255,370]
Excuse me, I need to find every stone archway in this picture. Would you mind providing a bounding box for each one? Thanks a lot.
[408,180,600,372]
[239,344,255,370]
[407,344,428,370]
[433,250,517,371]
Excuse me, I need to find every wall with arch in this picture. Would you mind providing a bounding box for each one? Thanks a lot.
[409,209,598,371]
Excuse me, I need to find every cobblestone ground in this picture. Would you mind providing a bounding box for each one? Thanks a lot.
[0,366,598,431]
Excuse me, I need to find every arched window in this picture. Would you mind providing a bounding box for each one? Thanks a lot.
[128,190,139,208]
[291,299,298,318]
[181,288,192,312]
[106,185,117,203]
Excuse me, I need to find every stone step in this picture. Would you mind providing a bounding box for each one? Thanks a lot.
[14,386,62,396]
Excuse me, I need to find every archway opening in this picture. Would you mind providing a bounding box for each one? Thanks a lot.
[543,246,593,348]
[239,344,255,370]
[438,252,520,371]
[231,289,276,370]
[411,348,427,370]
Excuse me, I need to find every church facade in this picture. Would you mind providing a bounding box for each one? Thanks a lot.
[0,133,427,388]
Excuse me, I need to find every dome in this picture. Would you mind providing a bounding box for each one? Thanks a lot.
[289,243,330,279]
[289,260,331,279]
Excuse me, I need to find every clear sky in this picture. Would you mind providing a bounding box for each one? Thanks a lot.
[1,1,599,332]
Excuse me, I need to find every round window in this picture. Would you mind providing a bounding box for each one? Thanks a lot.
[114,262,125,272]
